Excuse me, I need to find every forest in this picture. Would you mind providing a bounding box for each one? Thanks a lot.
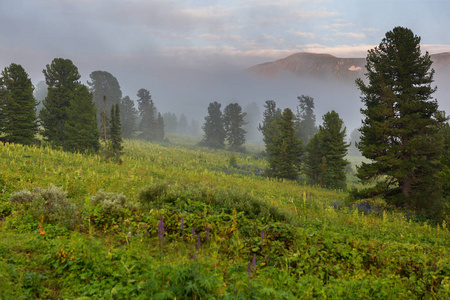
[0,27,449,298]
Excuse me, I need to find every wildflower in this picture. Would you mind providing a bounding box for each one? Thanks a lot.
[252,254,256,270]
[206,225,210,240]
[158,214,165,242]
[261,229,265,239]
[196,234,201,251]
[180,215,185,230]
[192,226,196,239]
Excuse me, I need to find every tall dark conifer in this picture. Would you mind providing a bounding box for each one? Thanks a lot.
[356,26,445,217]
[223,103,247,151]
[200,101,226,149]
[295,95,318,145]
[259,100,281,155]
[40,58,81,146]
[119,96,138,139]
[0,63,38,145]
[266,108,303,180]
[109,103,123,161]
[64,84,100,153]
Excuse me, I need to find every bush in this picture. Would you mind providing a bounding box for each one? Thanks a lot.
[9,184,80,229]
[89,190,139,226]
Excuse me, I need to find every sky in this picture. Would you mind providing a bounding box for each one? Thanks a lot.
[1,0,450,132]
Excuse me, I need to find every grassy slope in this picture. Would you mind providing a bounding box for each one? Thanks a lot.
[0,138,449,299]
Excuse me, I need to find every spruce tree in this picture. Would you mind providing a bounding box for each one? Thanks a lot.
[0,63,38,145]
[295,95,318,145]
[200,101,226,149]
[304,134,322,185]
[64,84,100,153]
[119,96,138,139]
[258,100,281,154]
[87,71,122,129]
[223,103,247,151]
[356,26,445,217]
[266,108,303,180]
[109,103,124,161]
[136,88,163,141]
[40,58,81,146]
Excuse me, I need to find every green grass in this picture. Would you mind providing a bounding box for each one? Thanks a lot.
[0,138,449,299]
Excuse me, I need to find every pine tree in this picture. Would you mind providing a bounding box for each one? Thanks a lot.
[258,100,281,154]
[119,96,138,139]
[356,26,445,217]
[40,58,81,146]
[87,71,122,130]
[295,95,318,145]
[223,103,247,151]
[200,101,226,149]
[319,111,349,189]
[136,88,163,141]
[0,63,38,145]
[109,103,123,161]
[304,134,322,185]
[64,84,100,153]
[266,108,303,180]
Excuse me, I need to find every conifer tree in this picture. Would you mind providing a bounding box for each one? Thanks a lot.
[258,100,281,154]
[87,71,122,129]
[109,103,123,161]
[295,95,318,145]
[223,103,247,151]
[0,63,38,145]
[40,58,81,146]
[356,26,445,217]
[200,101,226,149]
[64,84,100,153]
[119,96,138,139]
[136,88,164,141]
[266,108,303,180]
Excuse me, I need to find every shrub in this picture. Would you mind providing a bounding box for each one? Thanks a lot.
[9,184,80,229]
[89,190,139,226]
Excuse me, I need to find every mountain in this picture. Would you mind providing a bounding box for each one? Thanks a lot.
[249,52,450,81]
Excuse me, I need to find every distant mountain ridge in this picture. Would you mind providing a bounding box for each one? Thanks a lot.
[249,52,450,81]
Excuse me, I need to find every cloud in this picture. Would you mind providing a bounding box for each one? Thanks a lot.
[335,32,366,39]
[289,30,317,39]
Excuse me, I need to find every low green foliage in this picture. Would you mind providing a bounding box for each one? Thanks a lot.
[0,139,449,298]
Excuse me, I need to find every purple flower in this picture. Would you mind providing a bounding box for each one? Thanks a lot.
[261,229,265,240]
[180,215,185,230]
[192,226,196,239]
[247,261,251,277]
[158,214,165,242]
[196,234,200,251]
[252,254,256,270]
[206,225,210,240]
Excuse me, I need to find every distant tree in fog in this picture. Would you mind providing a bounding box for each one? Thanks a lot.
[259,100,281,155]
[178,114,188,135]
[163,112,177,133]
[223,103,247,151]
[109,103,123,161]
[87,71,122,130]
[0,63,38,145]
[34,80,47,114]
[200,101,225,149]
[120,96,138,139]
[137,88,164,141]
[295,95,318,146]
[347,128,361,156]
[244,102,261,143]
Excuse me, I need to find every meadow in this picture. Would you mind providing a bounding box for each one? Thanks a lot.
[0,136,449,299]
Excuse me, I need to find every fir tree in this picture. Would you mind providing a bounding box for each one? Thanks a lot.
[295,95,318,145]
[119,96,138,139]
[200,101,226,149]
[356,26,445,217]
[258,100,281,154]
[0,63,38,145]
[266,108,303,180]
[64,84,100,153]
[109,103,123,161]
[87,71,122,130]
[223,103,247,151]
[40,58,81,146]
[136,88,164,141]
